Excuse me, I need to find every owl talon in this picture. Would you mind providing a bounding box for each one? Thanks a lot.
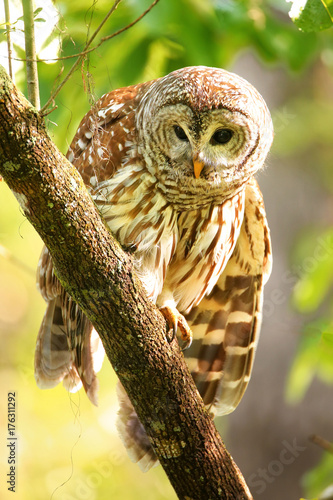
[159,306,193,350]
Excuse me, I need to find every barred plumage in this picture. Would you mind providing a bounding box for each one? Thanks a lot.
[35,66,273,470]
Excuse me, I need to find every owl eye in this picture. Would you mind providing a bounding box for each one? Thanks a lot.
[174,125,189,142]
[211,129,233,145]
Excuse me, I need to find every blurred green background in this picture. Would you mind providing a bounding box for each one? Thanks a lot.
[1,1,333,499]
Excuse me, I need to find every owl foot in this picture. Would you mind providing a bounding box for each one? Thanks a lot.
[159,306,193,350]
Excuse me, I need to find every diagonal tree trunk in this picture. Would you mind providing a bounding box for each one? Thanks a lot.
[0,65,253,500]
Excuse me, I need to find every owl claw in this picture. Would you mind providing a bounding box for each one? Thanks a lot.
[159,306,193,350]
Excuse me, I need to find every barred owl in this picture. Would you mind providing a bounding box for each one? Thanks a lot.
[35,66,273,471]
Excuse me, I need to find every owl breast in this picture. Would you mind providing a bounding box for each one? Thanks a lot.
[91,160,245,314]
[161,190,245,313]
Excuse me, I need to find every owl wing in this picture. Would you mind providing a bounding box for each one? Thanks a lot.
[35,82,151,403]
[67,82,151,186]
[35,246,105,404]
[184,178,272,416]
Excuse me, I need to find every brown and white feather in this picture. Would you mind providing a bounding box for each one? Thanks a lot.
[35,66,273,471]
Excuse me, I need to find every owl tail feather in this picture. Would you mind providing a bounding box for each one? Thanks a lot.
[116,382,158,472]
[35,298,79,390]
[34,296,104,406]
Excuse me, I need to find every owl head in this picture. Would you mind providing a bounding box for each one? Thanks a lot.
[136,66,273,206]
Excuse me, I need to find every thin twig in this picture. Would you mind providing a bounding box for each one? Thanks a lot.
[85,0,122,47]
[39,0,160,115]
[22,0,40,109]
[6,0,161,64]
[96,0,161,47]
[310,434,333,453]
[4,0,13,78]
[42,0,161,63]
[40,0,123,115]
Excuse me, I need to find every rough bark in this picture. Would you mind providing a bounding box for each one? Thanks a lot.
[0,65,253,500]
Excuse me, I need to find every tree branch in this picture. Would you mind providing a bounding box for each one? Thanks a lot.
[22,0,40,109]
[39,0,160,115]
[4,0,13,79]
[310,434,333,454]
[0,65,253,500]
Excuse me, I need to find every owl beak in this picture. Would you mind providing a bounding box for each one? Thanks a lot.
[193,154,205,179]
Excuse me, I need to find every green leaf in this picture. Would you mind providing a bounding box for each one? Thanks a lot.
[303,453,333,498]
[321,0,333,20]
[322,332,333,348]
[286,320,333,403]
[291,228,333,313]
[33,7,43,17]
[288,0,333,32]
[285,350,317,403]
[285,325,321,403]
